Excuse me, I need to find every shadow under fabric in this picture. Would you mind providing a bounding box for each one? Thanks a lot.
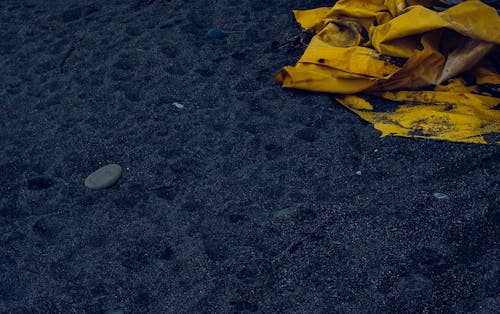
[276,0,500,144]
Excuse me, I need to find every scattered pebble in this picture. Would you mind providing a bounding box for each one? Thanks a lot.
[356,170,362,176]
[84,164,123,190]
[273,206,298,218]
[172,102,184,109]
[207,27,226,39]
[433,192,450,200]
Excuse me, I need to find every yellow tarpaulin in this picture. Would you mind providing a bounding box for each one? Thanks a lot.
[276,0,500,144]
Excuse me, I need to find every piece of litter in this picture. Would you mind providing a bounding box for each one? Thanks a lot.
[172,102,184,109]
[355,170,362,176]
[276,1,500,144]
[207,27,226,39]
[433,192,450,200]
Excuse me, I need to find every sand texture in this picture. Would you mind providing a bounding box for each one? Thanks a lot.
[0,0,498,313]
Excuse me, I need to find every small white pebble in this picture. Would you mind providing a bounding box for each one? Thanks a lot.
[374,149,378,152]
[173,102,184,109]
[355,170,362,176]
[433,192,450,200]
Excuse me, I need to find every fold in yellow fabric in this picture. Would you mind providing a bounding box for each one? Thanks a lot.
[276,0,500,144]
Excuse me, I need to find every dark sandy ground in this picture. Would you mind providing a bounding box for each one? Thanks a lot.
[0,0,499,313]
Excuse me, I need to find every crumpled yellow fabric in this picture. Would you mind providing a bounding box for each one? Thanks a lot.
[276,0,500,144]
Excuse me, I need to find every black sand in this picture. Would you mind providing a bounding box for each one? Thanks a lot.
[1,0,498,313]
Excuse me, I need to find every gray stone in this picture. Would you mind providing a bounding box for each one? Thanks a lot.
[433,192,450,200]
[84,164,122,189]
[273,206,298,218]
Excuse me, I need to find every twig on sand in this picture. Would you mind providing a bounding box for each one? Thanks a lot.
[272,28,315,51]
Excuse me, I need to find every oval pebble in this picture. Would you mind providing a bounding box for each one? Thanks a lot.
[84,164,123,190]
[172,102,184,109]
[433,192,450,200]
[273,206,298,218]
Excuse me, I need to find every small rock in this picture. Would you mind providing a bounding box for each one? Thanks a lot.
[207,27,225,39]
[273,206,298,218]
[355,170,362,176]
[85,164,123,189]
[433,192,450,200]
[172,102,184,109]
